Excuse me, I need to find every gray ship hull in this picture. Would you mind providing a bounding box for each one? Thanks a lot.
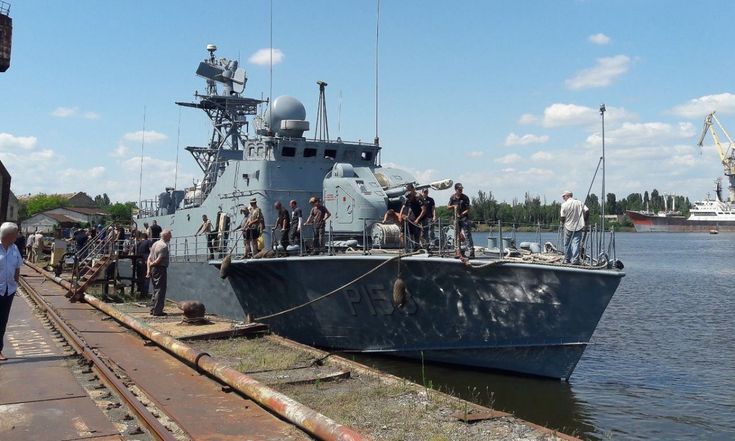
[166,255,623,379]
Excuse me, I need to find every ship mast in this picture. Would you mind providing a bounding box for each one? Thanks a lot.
[176,45,265,200]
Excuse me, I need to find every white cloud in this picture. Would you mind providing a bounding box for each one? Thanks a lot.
[585,121,696,147]
[59,166,106,181]
[465,151,484,158]
[51,106,79,118]
[531,151,553,161]
[669,93,735,118]
[495,153,522,164]
[667,154,697,167]
[111,144,130,158]
[542,103,598,127]
[541,103,634,128]
[588,33,611,45]
[122,130,168,143]
[565,55,631,90]
[0,133,38,150]
[505,132,549,146]
[518,113,538,125]
[51,106,100,119]
[248,48,285,66]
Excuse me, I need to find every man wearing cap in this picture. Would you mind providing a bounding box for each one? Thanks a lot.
[447,183,474,258]
[560,190,589,265]
[305,197,331,254]
[244,198,264,258]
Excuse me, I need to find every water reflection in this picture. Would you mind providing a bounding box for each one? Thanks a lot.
[348,353,598,439]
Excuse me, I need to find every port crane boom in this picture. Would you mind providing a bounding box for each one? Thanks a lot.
[697,111,735,202]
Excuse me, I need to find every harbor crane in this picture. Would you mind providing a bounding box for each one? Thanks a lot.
[697,111,735,203]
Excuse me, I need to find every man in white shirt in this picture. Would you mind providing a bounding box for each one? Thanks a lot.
[560,190,589,265]
[0,222,23,361]
[31,230,43,263]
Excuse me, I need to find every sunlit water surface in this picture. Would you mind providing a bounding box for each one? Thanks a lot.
[350,232,735,440]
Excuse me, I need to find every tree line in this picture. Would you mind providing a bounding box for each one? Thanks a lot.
[434,189,691,228]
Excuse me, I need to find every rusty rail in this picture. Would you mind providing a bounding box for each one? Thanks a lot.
[25,261,371,441]
[18,271,178,441]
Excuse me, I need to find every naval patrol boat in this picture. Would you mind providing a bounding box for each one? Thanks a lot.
[136,46,625,380]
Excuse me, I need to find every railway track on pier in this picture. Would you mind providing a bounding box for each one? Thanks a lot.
[12,265,313,441]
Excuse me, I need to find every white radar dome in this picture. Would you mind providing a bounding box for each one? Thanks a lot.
[264,96,307,136]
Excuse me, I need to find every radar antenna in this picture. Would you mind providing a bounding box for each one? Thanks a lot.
[176,45,265,200]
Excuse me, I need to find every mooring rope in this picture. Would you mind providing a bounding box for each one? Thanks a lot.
[253,251,422,322]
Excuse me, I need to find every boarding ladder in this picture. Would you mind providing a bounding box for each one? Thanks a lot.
[67,232,117,302]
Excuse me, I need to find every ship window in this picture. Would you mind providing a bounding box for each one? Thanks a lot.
[361,151,373,161]
[344,150,354,161]
[282,146,296,157]
[304,148,317,158]
[325,149,337,160]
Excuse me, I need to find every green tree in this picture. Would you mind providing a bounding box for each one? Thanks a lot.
[108,202,133,222]
[23,194,68,217]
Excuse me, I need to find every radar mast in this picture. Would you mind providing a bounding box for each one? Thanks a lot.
[176,45,266,199]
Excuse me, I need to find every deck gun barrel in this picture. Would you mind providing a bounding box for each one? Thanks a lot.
[384,178,453,199]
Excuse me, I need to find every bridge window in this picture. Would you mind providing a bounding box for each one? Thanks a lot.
[282,146,296,157]
[325,149,337,160]
[361,151,373,161]
[304,148,317,158]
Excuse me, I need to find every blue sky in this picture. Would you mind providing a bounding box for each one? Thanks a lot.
[2,0,734,206]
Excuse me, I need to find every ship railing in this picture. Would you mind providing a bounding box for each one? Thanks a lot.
[553,222,618,267]
[168,229,246,263]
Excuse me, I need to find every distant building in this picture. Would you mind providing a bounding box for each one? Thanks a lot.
[46,207,107,226]
[22,212,81,235]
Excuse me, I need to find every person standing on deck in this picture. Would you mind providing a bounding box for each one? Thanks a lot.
[560,190,589,265]
[288,200,302,247]
[305,197,331,255]
[421,188,437,244]
[244,198,264,258]
[149,220,162,242]
[274,201,290,255]
[195,214,215,260]
[0,222,23,361]
[146,229,171,316]
[232,206,250,258]
[447,183,474,258]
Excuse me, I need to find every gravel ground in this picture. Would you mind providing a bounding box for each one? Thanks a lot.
[190,336,572,441]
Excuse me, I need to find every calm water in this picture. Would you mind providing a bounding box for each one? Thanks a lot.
[352,232,735,440]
